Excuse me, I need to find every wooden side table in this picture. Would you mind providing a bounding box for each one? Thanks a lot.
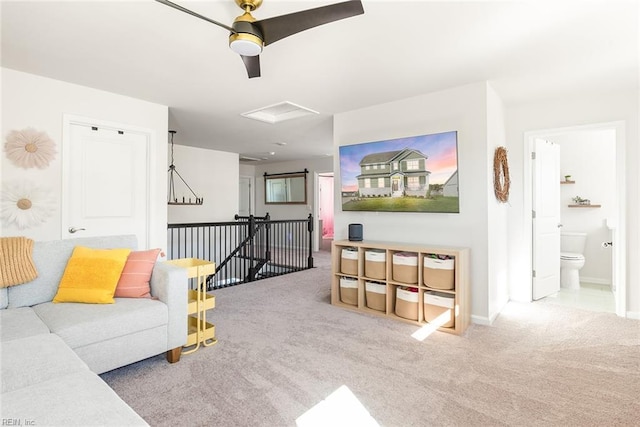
[165,258,217,354]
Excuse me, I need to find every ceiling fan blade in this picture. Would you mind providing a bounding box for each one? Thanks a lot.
[241,55,261,78]
[255,0,364,46]
[155,0,236,34]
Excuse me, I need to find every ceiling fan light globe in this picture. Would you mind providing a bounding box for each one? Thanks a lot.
[229,33,263,56]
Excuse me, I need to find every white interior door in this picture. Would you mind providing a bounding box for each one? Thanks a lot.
[63,120,150,246]
[239,176,254,216]
[532,138,561,300]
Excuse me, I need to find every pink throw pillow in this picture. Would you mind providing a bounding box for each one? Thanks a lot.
[114,249,161,298]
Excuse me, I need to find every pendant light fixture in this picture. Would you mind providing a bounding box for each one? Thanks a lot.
[167,130,203,205]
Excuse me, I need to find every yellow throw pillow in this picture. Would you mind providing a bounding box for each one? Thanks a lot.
[53,246,131,304]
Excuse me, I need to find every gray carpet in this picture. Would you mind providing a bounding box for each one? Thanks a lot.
[102,251,640,426]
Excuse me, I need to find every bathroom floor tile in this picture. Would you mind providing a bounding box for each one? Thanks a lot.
[538,282,615,313]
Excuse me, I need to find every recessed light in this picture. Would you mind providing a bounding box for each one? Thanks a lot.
[275,142,287,146]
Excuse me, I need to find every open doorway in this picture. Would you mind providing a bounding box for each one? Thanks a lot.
[317,172,334,252]
[524,121,626,316]
[239,175,254,217]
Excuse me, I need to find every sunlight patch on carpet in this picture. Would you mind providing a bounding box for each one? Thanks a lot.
[411,311,452,341]
[296,385,379,427]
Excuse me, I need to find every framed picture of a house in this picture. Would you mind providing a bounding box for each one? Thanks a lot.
[339,131,459,213]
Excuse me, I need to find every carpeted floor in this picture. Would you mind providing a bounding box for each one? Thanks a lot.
[101,251,640,426]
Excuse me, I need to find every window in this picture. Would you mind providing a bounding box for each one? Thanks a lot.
[378,178,385,188]
[373,164,378,169]
[406,159,419,170]
[365,165,370,170]
[393,162,398,170]
[407,177,420,189]
[364,178,371,188]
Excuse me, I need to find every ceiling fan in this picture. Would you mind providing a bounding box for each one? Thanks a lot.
[155,0,364,78]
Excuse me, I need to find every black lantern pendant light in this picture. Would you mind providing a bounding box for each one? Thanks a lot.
[167,130,203,205]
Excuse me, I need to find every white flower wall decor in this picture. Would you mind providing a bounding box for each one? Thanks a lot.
[4,127,57,169]
[1,181,56,229]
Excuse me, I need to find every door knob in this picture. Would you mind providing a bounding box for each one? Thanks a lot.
[557,223,563,228]
[68,227,86,234]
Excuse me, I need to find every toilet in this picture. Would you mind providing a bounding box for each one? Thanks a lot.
[560,232,587,290]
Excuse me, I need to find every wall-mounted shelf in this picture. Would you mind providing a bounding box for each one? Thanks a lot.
[561,180,575,184]
[568,204,601,208]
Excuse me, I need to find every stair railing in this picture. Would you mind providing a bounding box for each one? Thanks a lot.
[167,213,313,289]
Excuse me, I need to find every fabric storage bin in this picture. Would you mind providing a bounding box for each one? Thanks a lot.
[365,281,386,312]
[392,252,418,284]
[423,256,455,290]
[339,277,358,306]
[365,249,386,279]
[340,247,358,275]
[423,291,455,328]
[395,287,419,320]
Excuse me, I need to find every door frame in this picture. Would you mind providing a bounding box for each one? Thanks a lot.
[314,171,333,252]
[523,121,626,316]
[61,114,153,247]
[239,175,255,216]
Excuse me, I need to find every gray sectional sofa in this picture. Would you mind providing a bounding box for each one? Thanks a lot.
[0,235,188,426]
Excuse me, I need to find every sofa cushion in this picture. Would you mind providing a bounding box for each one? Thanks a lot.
[53,246,131,304]
[1,370,149,426]
[1,334,88,393]
[114,248,162,298]
[33,298,167,350]
[0,307,50,342]
[7,235,137,308]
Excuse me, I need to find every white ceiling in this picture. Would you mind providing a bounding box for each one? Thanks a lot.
[2,1,637,164]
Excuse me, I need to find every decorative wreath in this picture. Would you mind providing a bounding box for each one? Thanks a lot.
[493,146,510,203]
[4,127,57,169]
[1,180,56,229]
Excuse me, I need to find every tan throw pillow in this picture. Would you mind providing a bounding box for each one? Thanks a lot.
[53,246,131,304]
[0,237,38,288]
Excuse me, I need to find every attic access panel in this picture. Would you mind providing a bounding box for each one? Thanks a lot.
[241,101,318,124]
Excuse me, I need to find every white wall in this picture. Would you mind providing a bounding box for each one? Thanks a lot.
[1,68,168,250]
[239,163,256,177]
[554,129,616,285]
[486,84,510,319]
[167,144,239,224]
[506,90,639,315]
[253,157,333,220]
[334,82,504,322]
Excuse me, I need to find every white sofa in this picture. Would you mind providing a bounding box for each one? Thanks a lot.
[0,235,188,426]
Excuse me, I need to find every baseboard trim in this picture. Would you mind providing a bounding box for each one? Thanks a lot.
[626,311,640,320]
[471,315,492,326]
[580,276,612,286]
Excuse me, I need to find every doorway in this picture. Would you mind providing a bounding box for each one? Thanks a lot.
[524,121,626,316]
[239,175,255,216]
[316,172,334,252]
[62,115,151,247]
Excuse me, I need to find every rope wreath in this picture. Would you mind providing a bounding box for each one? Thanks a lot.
[493,146,510,203]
